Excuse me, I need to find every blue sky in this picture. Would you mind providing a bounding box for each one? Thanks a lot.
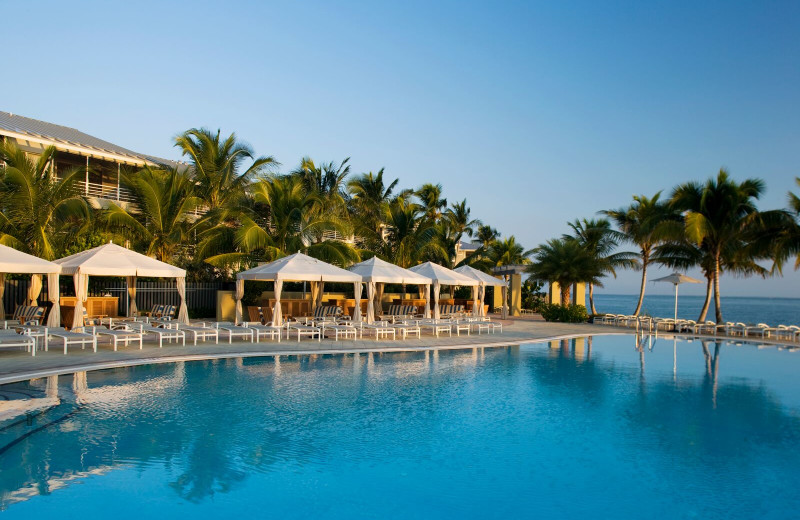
[3,0,798,296]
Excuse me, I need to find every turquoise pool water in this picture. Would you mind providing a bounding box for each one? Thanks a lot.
[1,336,799,518]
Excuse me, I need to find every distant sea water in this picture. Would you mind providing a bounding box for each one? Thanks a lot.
[589,294,800,327]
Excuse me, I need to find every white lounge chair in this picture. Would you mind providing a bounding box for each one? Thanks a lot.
[174,323,219,345]
[287,323,321,342]
[47,327,97,354]
[361,322,396,340]
[91,326,144,351]
[211,322,255,343]
[133,324,186,347]
[0,329,36,356]
[243,322,282,342]
[393,323,421,339]
[321,323,358,341]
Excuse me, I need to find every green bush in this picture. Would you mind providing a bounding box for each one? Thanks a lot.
[539,303,589,323]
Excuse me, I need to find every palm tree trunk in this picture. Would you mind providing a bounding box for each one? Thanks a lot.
[713,252,723,324]
[633,252,648,316]
[588,283,598,314]
[697,276,712,322]
[560,284,571,306]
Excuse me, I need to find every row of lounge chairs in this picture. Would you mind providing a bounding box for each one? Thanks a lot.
[0,313,504,356]
[596,314,800,342]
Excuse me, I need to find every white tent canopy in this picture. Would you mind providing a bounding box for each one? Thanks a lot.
[54,242,188,328]
[0,244,62,327]
[348,257,432,323]
[454,265,507,317]
[235,252,362,326]
[652,272,703,322]
[408,262,478,320]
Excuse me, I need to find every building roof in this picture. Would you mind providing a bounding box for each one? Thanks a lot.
[458,240,480,251]
[0,110,184,168]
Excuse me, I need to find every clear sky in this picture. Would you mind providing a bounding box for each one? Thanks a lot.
[3,0,798,297]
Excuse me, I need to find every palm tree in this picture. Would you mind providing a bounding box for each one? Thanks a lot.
[488,236,528,267]
[527,238,601,306]
[565,218,639,314]
[476,225,499,249]
[655,238,767,322]
[601,193,680,316]
[416,183,447,222]
[205,175,359,267]
[439,199,480,267]
[772,177,800,271]
[174,128,277,211]
[0,142,91,259]
[103,166,201,262]
[292,156,350,211]
[670,170,784,323]
[379,196,443,268]
[347,169,399,238]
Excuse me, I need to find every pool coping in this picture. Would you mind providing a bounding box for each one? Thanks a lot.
[0,331,630,386]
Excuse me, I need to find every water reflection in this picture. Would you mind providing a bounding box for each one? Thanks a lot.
[0,338,799,513]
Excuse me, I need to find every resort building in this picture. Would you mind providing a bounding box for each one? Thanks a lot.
[0,110,184,208]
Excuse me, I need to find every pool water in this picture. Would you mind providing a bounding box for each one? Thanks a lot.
[1,336,799,518]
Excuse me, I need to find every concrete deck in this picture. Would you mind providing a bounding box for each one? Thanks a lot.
[0,320,622,385]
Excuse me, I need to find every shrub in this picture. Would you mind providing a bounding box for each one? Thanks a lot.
[539,303,589,323]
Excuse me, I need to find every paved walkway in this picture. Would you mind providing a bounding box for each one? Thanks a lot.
[0,320,621,385]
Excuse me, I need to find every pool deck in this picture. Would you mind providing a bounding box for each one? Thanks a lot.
[0,319,624,385]
[2,318,795,385]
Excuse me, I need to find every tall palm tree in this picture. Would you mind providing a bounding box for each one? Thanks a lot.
[488,236,528,267]
[601,193,680,316]
[205,175,359,267]
[416,183,447,222]
[476,225,499,249]
[439,199,481,267]
[527,238,601,306]
[0,142,91,259]
[379,196,443,268]
[174,128,277,211]
[103,166,201,262]
[655,238,767,322]
[670,170,784,323]
[565,218,639,314]
[347,169,398,237]
[292,157,350,211]
[773,177,800,271]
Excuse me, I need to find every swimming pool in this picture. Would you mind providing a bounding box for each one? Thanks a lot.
[1,335,799,518]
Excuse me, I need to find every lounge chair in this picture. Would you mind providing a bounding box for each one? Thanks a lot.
[211,322,255,343]
[419,319,452,337]
[3,305,46,328]
[287,322,321,342]
[91,326,144,351]
[47,327,97,354]
[0,329,36,356]
[242,322,282,342]
[361,322,396,340]
[745,323,771,338]
[393,323,421,339]
[131,323,186,347]
[321,322,359,341]
[174,322,219,345]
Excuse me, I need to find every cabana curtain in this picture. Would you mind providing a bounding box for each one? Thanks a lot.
[366,282,375,324]
[353,282,362,323]
[126,276,138,317]
[72,272,88,330]
[433,281,441,320]
[47,273,60,327]
[0,273,4,318]
[235,279,245,324]
[176,277,189,324]
[272,280,283,326]
[27,274,42,306]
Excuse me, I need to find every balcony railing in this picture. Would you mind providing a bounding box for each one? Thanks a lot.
[76,181,138,204]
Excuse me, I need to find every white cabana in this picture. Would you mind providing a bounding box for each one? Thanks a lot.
[0,244,63,327]
[348,256,432,323]
[54,242,188,329]
[454,265,508,317]
[408,262,479,320]
[235,252,362,326]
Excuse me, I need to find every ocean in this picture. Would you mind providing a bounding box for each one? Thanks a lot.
[588,293,800,327]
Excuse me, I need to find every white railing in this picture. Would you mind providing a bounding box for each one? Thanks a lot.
[76,181,138,203]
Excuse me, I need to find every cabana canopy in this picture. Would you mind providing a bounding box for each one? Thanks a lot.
[454,265,507,317]
[235,252,362,325]
[408,262,478,320]
[348,257,432,323]
[0,244,62,327]
[54,242,188,328]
